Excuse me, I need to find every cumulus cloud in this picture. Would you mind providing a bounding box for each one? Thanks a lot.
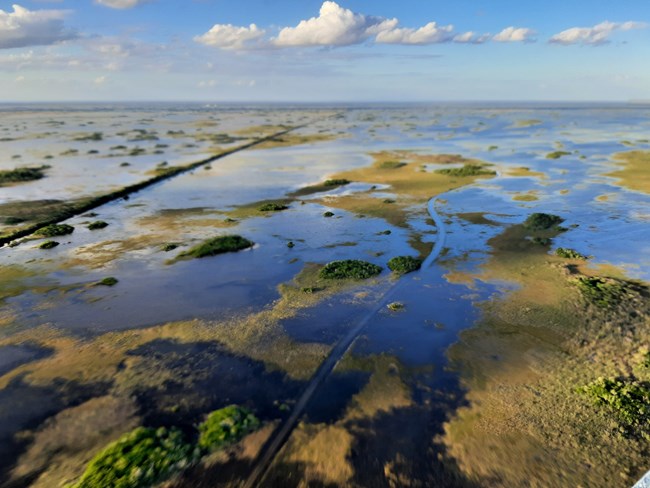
[493,26,536,43]
[0,4,76,49]
[95,0,151,9]
[194,23,266,50]
[375,21,454,45]
[550,21,646,45]
[273,1,397,47]
[453,31,491,44]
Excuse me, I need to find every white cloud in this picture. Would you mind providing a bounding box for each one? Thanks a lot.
[0,4,76,49]
[94,75,107,85]
[550,21,646,45]
[493,26,536,43]
[195,23,266,50]
[453,32,491,44]
[375,21,454,45]
[95,0,151,9]
[274,1,397,47]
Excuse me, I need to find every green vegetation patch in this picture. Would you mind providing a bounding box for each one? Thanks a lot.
[259,202,289,212]
[198,405,260,452]
[178,235,253,260]
[323,211,335,218]
[324,179,350,187]
[387,256,422,275]
[36,223,74,237]
[0,165,50,186]
[72,426,198,488]
[320,259,382,280]
[435,165,496,177]
[580,377,650,428]
[75,132,103,142]
[555,248,588,260]
[387,302,405,311]
[379,161,407,169]
[97,277,119,287]
[546,151,571,159]
[87,221,109,230]
[38,240,59,250]
[523,213,564,231]
[575,277,624,308]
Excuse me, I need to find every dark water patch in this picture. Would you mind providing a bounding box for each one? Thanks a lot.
[0,375,110,485]
[125,340,305,430]
[0,343,54,377]
[303,370,370,424]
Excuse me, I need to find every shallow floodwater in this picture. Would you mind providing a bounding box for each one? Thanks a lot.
[0,102,649,487]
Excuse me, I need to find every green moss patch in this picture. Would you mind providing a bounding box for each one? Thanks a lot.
[580,377,650,429]
[198,405,260,452]
[555,248,588,260]
[87,221,109,230]
[320,260,382,280]
[177,235,253,260]
[72,426,198,488]
[0,165,50,186]
[435,165,496,177]
[387,256,422,275]
[36,223,75,237]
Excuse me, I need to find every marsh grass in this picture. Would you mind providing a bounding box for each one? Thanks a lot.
[574,277,624,308]
[435,165,496,177]
[580,377,650,430]
[0,165,50,186]
[555,248,588,260]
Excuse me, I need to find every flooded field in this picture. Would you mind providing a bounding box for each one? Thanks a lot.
[1,102,649,487]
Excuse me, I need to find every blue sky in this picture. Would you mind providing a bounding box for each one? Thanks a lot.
[1,0,649,101]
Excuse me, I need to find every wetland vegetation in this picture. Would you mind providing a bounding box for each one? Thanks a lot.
[0,105,648,488]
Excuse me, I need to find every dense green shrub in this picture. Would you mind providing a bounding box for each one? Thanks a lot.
[387,256,422,275]
[98,277,119,287]
[323,211,335,218]
[320,260,382,280]
[39,240,59,250]
[88,221,109,230]
[198,405,260,452]
[36,223,75,237]
[523,213,564,231]
[72,427,198,488]
[178,235,253,260]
